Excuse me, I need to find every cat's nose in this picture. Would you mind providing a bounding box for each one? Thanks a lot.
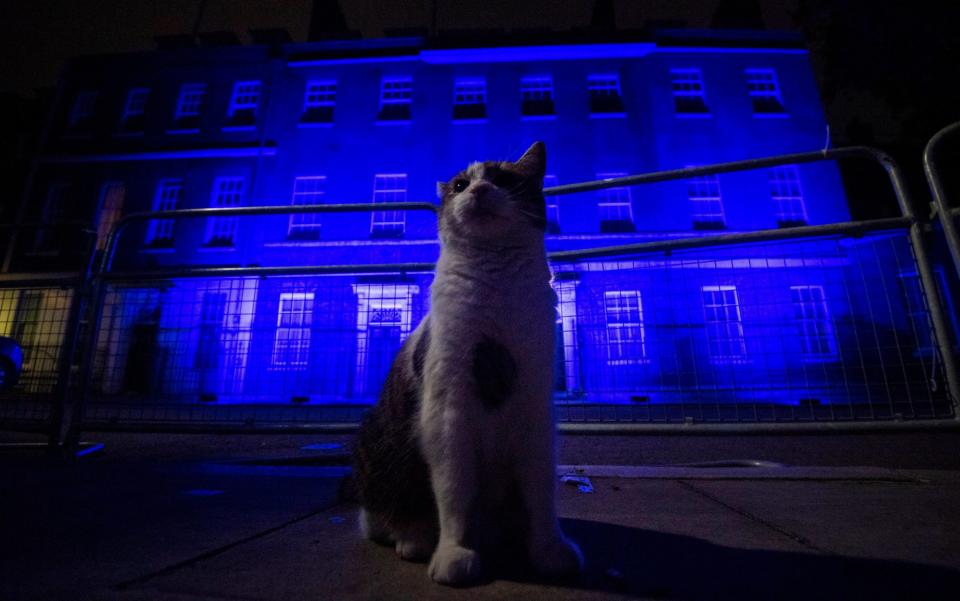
[470,181,496,201]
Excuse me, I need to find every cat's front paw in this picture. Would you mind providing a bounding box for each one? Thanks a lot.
[428,542,482,586]
[529,534,584,579]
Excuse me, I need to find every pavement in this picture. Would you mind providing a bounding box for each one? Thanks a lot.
[2,431,960,600]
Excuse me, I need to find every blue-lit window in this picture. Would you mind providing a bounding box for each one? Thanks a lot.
[688,171,725,230]
[225,81,261,128]
[205,177,244,247]
[769,165,807,227]
[544,174,560,234]
[34,182,69,252]
[146,179,182,247]
[597,173,634,233]
[453,79,486,121]
[195,292,226,370]
[118,88,149,134]
[790,286,836,358]
[288,176,326,240]
[371,174,407,237]
[702,286,747,360]
[605,291,646,364]
[95,182,125,251]
[588,74,625,116]
[670,69,709,115]
[302,80,336,124]
[378,77,412,121]
[746,69,786,115]
[67,91,98,128]
[272,293,314,369]
[172,83,206,132]
[521,76,554,117]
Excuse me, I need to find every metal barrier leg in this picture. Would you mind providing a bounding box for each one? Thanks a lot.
[923,121,960,285]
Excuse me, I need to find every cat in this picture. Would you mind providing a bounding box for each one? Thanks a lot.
[352,141,583,586]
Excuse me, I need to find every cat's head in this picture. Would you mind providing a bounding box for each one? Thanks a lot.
[436,141,547,244]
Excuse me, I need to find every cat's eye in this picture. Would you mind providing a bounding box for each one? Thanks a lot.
[453,179,468,193]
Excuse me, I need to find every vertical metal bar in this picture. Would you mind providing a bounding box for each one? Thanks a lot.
[876,150,960,416]
[923,121,960,284]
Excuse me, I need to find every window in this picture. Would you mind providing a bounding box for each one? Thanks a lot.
[195,292,226,370]
[544,175,560,234]
[453,79,486,120]
[596,172,634,233]
[604,291,646,364]
[370,174,407,237]
[118,88,149,133]
[769,165,807,227]
[172,83,206,131]
[95,182,125,251]
[378,77,412,121]
[34,182,69,251]
[688,170,725,230]
[702,286,747,360]
[272,293,314,368]
[746,69,786,114]
[288,176,326,240]
[225,81,261,128]
[145,179,182,247]
[790,286,836,357]
[670,69,709,115]
[588,74,625,115]
[68,91,98,129]
[301,80,336,124]
[521,76,554,117]
[205,177,244,247]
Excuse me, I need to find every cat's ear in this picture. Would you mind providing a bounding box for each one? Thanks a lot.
[514,141,546,181]
[436,181,448,198]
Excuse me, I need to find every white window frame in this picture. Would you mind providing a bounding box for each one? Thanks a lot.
[370,173,407,235]
[271,292,314,369]
[288,176,326,238]
[68,91,98,127]
[453,79,486,106]
[521,76,554,102]
[172,83,206,130]
[604,290,647,365]
[702,285,747,361]
[670,68,709,115]
[226,81,261,122]
[378,77,413,120]
[145,179,182,246]
[304,80,336,109]
[770,165,808,226]
[745,68,786,115]
[790,285,837,358]
[596,172,634,225]
[205,177,244,246]
[119,88,149,125]
[587,74,625,116]
[687,169,726,227]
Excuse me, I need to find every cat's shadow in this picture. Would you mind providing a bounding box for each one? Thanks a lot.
[483,518,960,600]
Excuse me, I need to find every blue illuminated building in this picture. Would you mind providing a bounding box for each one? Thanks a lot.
[4,28,948,415]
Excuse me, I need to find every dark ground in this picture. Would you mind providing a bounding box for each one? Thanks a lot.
[2,429,960,600]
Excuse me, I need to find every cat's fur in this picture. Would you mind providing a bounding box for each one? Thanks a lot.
[352,142,583,585]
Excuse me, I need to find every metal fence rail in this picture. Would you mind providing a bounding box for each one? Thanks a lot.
[924,121,960,285]
[1,143,958,441]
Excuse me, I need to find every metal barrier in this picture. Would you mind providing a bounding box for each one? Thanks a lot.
[2,145,958,442]
[924,121,960,284]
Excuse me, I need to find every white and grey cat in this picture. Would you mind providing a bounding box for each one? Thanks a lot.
[353,142,583,585]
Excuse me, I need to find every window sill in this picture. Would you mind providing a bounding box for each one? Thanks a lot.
[298,121,334,128]
[452,118,488,124]
[375,120,412,126]
[196,245,237,252]
[221,125,257,132]
[753,113,790,119]
[140,247,176,254]
[675,113,713,119]
[521,114,557,121]
[589,112,627,119]
[167,128,200,135]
